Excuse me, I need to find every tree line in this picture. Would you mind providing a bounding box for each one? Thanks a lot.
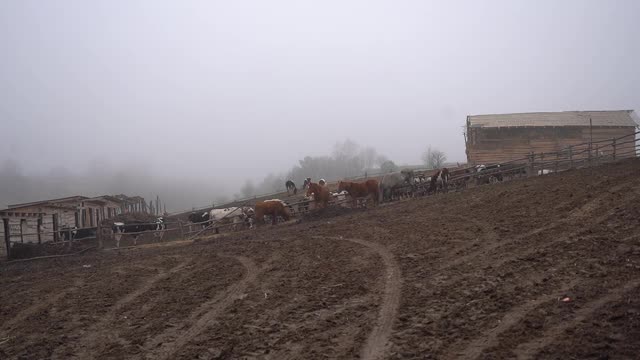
[236,140,448,199]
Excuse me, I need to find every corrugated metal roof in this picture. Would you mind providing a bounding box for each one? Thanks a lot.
[468,110,638,128]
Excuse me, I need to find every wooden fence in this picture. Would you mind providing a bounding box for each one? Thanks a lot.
[447,130,640,188]
[4,131,637,259]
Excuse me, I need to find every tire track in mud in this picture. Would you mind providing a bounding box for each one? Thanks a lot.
[70,261,191,358]
[263,293,373,360]
[389,212,613,357]
[514,279,640,359]
[140,255,259,360]
[453,278,580,360]
[438,221,560,272]
[429,175,640,272]
[0,277,84,336]
[433,187,631,274]
[439,185,640,278]
[315,236,401,360]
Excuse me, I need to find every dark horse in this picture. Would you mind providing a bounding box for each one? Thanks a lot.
[303,177,312,189]
[285,180,297,195]
[428,168,450,194]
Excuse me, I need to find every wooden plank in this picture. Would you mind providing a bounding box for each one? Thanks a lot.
[2,218,10,259]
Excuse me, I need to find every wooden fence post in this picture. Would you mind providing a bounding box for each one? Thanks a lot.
[528,152,535,177]
[179,221,185,240]
[20,219,25,243]
[612,138,617,160]
[97,222,103,249]
[67,227,73,250]
[568,146,573,169]
[37,217,42,245]
[3,218,10,259]
[52,214,59,242]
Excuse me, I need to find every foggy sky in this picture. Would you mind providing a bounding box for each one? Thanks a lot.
[1,0,639,210]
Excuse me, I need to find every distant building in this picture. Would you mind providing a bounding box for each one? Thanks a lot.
[465,110,639,164]
[1,194,147,258]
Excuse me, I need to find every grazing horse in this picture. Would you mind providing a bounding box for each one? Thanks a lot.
[188,212,211,229]
[112,217,166,247]
[242,206,255,229]
[254,200,291,225]
[380,172,409,202]
[285,180,297,195]
[338,179,380,207]
[208,207,246,233]
[475,164,503,185]
[306,182,331,209]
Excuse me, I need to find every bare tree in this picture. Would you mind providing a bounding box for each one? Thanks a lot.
[332,139,360,160]
[375,154,390,167]
[421,146,447,169]
[359,146,378,169]
[380,160,398,173]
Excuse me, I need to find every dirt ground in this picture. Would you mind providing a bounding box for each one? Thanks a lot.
[1,159,640,359]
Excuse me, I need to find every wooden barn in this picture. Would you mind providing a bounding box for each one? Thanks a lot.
[1,194,147,258]
[465,110,639,165]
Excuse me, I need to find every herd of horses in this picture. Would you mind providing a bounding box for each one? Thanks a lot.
[185,167,457,233]
[53,163,536,246]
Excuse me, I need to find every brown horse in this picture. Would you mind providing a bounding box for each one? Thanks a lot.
[306,182,331,209]
[254,200,290,225]
[338,179,380,207]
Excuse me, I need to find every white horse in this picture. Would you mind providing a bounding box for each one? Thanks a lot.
[331,190,349,207]
[208,207,247,233]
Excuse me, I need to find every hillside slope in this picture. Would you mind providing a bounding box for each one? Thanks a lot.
[1,159,639,359]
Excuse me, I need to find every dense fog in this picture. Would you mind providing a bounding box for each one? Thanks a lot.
[1,1,638,211]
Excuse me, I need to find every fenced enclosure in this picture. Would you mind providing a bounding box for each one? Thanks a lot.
[2,130,638,260]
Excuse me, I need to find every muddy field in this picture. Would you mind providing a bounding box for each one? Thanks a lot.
[1,159,640,359]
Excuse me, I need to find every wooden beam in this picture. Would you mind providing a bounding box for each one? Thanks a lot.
[3,218,10,259]
[52,213,59,242]
[37,217,43,245]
